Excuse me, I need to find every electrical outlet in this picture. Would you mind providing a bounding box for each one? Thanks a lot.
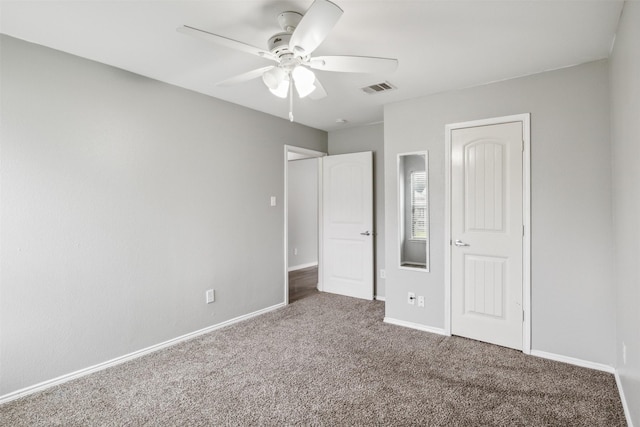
[623,342,627,365]
[408,292,415,305]
[380,269,386,279]
[294,248,298,256]
[206,289,215,304]
[418,296,425,307]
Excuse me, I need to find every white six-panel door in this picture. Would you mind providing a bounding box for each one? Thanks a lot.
[322,152,374,300]
[450,121,524,350]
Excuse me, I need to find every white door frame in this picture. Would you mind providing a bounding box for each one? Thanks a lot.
[283,145,326,305]
[444,114,531,354]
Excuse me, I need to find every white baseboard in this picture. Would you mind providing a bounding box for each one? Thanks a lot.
[375,295,386,301]
[0,302,285,405]
[383,317,448,336]
[529,350,615,373]
[287,261,318,272]
[615,370,635,427]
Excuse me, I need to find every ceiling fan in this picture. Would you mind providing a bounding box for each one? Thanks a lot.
[178,0,398,121]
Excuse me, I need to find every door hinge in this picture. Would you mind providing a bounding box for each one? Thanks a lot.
[522,310,525,322]
[522,140,525,152]
[522,225,525,237]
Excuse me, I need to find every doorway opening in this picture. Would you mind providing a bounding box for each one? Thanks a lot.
[284,145,326,305]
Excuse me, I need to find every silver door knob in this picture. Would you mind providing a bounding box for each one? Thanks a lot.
[360,231,371,236]
[454,239,470,247]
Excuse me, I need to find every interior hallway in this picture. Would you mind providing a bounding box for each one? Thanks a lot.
[288,266,318,303]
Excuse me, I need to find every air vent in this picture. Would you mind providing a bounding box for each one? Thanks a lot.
[361,81,397,94]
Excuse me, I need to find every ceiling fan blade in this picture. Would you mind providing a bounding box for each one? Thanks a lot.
[308,56,398,74]
[309,77,327,100]
[216,66,275,87]
[289,0,343,57]
[178,25,276,61]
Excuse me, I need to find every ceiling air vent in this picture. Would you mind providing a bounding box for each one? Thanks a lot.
[361,81,397,94]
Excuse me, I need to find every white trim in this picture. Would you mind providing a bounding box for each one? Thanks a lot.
[285,145,326,160]
[317,157,324,292]
[444,132,452,334]
[375,295,386,301]
[521,115,532,354]
[615,370,635,427]
[529,350,614,373]
[444,113,531,354]
[399,264,427,270]
[383,317,449,336]
[0,302,285,405]
[287,261,319,272]
[283,145,326,305]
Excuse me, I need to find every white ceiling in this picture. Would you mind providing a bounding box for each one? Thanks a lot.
[0,0,624,131]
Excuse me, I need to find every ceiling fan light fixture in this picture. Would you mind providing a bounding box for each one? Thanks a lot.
[292,65,315,85]
[269,78,290,98]
[292,65,316,98]
[295,81,316,98]
[262,67,286,90]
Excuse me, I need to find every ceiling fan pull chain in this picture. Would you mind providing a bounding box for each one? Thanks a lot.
[289,75,294,122]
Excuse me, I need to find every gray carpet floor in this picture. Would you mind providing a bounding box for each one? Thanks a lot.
[0,292,626,426]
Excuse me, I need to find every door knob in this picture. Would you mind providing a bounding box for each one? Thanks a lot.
[360,231,371,236]
[454,239,470,247]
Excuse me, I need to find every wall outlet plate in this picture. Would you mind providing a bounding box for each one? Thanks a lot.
[418,296,425,307]
[408,292,415,305]
[380,269,386,279]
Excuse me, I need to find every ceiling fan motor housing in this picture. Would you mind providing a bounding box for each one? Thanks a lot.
[268,11,305,61]
[268,32,293,58]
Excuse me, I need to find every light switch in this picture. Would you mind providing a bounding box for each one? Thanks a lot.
[206,289,214,304]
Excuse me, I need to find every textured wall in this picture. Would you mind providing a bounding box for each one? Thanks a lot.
[384,60,615,366]
[0,35,327,396]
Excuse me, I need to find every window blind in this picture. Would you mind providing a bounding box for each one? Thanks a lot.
[410,171,427,240]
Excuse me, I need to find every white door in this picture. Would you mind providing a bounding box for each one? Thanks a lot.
[451,122,523,350]
[322,152,373,300]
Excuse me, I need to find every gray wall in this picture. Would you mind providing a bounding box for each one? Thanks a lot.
[384,60,615,366]
[287,158,318,269]
[0,35,327,396]
[610,2,640,422]
[328,124,385,299]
